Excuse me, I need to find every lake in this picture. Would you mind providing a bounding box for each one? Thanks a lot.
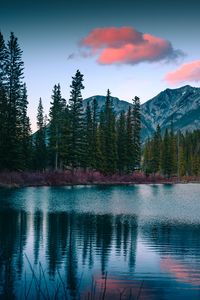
[0,184,200,299]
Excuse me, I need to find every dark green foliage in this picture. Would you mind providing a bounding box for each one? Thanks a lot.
[116,111,127,173]
[49,84,66,170]
[0,32,144,174]
[34,98,47,170]
[0,32,7,85]
[0,86,8,169]
[132,96,141,168]
[99,89,117,174]
[0,33,8,168]
[59,105,71,169]
[19,84,32,168]
[84,102,94,168]
[0,32,31,170]
[68,70,85,169]
[143,128,200,177]
[126,106,134,172]
[150,124,162,174]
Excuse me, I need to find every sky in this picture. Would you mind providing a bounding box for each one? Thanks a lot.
[0,0,200,131]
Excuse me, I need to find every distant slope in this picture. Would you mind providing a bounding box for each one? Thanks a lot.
[83,85,200,140]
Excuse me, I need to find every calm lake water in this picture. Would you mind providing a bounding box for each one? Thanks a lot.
[0,184,200,299]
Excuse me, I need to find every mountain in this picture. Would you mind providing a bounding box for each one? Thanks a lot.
[141,85,200,139]
[83,85,200,140]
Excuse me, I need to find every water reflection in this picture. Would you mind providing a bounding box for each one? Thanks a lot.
[0,185,200,299]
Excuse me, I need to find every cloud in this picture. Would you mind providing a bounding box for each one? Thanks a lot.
[165,60,200,85]
[81,27,184,65]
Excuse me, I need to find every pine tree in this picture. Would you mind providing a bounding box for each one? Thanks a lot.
[178,143,186,177]
[143,138,152,175]
[0,32,8,169]
[35,98,47,170]
[161,129,174,177]
[59,104,70,169]
[5,32,25,169]
[98,110,106,172]
[126,106,134,172]
[0,31,7,85]
[49,84,65,170]
[0,87,8,169]
[169,122,177,175]
[150,124,162,174]
[132,96,141,169]
[68,70,85,170]
[20,83,31,168]
[91,98,99,169]
[84,102,93,169]
[117,111,127,173]
[102,89,117,174]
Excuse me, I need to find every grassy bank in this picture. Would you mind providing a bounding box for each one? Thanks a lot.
[0,171,199,188]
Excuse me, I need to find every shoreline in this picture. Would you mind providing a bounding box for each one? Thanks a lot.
[0,172,199,188]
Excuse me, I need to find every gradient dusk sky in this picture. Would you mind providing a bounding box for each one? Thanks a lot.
[0,0,200,130]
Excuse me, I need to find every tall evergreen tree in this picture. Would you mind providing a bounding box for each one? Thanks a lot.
[102,89,117,174]
[5,32,25,169]
[117,111,127,173]
[34,98,46,170]
[0,33,8,169]
[84,102,93,168]
[132,96,141,169]
[59,104,71,169]
[126,106,134,172]
[68,70,85,170]
[0,31,7,85]
[91,98,99,169]
[150,124,162,174]
[0,33,7,169]
[49,84,65,170]
[0,87,8,169]
[20,84,31,168]
[98,110,106,172]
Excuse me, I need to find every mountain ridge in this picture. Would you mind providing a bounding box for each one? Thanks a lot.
[83,85,200,140]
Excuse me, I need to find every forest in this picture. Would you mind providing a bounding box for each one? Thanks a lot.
[0,32,200,180]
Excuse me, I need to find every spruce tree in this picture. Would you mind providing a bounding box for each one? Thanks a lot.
[143,138,152,175]
[5,32,25,169]
[161,129,173,177]
[102,89,117,174]
[35,98,47,170]
[84,102,93,168]
[98,110,106,172]
[91,98,99,170]
[49,84,65,170]
[68,70,85,170]
[117,111,127,173]
[126,106,134,172]
[0,31,7,85]
[150,124,162,174]
[132,96,141,169]
[0,32,8,169]
[59,105,70,169]
[20,83,31,168]
[0,87,8,169]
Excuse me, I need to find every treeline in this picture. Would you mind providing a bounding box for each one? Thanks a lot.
[0,32,141,174]
[34,73,141,174]
[143,125,200,177]
[0,32,31,170]
[1,32,200,178]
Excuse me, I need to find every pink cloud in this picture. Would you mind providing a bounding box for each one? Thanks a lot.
[165,60,200,85]
[81,27,183,65]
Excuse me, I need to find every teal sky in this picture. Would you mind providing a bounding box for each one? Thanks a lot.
[0,0,200,130]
